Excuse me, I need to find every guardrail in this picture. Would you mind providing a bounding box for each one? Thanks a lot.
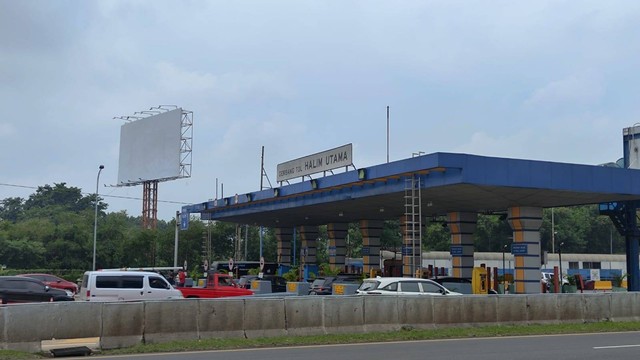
[1,292,639,353]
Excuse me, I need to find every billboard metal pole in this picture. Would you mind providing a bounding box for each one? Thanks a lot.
[174,211,179,268]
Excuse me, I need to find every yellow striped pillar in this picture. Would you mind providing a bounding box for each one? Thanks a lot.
[297,226,318,265]
[447,212,477,279]
[327,223,348,271]
[359,220,383,275]
[275,227,292,266]
[508,206,543,294]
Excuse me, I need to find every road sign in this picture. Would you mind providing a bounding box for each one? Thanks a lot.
[511,243,528,255]
[204,259,209,272]
[259,256,265,271]
[229,258,234,271]
[180,212,189,230]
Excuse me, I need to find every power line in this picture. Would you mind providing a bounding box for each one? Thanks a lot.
[0,182,190,205]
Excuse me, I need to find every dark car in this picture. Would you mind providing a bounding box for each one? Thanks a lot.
[238,275,287,293]
[17,273,79,294]
[309,275,361,295]
[430,277,473,294]
[0,276,75,304]
[430,276,498,294]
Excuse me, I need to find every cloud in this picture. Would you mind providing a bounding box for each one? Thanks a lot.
[524,73,604,108]
[0,123,15,138]
[153,62,295,103]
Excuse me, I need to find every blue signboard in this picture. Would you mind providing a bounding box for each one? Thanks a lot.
[450,245,463,256]
[361,247,370,256]
[180,212,189,230]
[328,246,336,257]
[402,245,415,256]
[511,243,528,255]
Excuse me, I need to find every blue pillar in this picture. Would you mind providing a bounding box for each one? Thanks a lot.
[625,202,640,291]
[292,227,297,267]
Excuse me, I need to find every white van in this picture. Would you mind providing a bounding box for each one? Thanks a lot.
[78,270,183,301]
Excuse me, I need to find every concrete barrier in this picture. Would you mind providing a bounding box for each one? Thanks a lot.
[0,307,6,349]
[496,294,527,324]
[611,291,640,321]
[285,296,325,336]
[397,296,435,329]
[332,283,359,295]
[4,302,102,352]
[323,296,364,334]
[101,301,144,350]
[462,295,498,324]
[433,296,466,325]
[251,280,272,294]
[3,292,640,353]
[526,294,559,324]
[244,298,286,338]
[363,296,399,332]
[144,300,198,343]
[287,282,310,295]
[556,294,584,322]
[583,293,611,322]
[198,298,245,339]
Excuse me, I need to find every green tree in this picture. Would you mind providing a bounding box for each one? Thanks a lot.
[0,197,24,222]
[423,218,450,251]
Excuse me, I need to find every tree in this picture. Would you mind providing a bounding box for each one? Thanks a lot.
[23,183,97,214]
[423,218,450,251]
[0,197,24,222]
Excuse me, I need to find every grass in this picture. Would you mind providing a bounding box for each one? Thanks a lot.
[4,321,640,358]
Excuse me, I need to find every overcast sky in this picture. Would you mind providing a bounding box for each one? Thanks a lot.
[2,1,640,221]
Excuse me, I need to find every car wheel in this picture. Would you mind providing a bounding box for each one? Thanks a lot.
[309,291,317,295]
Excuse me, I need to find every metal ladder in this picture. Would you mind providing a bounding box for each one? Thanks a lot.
[404,175,422,276]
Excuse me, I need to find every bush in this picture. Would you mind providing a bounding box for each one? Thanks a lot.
[283,267,299,282]
[613,273,627,287]
[565,274,577,286]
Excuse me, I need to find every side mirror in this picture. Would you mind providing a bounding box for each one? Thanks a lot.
[44,285,50,291]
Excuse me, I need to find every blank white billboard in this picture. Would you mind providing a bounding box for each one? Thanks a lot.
[117,108,182,185]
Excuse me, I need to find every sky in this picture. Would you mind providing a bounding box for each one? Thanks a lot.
[2,1,640,221]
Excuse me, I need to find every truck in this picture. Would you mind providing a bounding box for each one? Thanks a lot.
[177,272,253,298]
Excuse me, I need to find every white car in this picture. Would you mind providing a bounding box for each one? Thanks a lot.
[356,277,462,296]
[541,271,569,287]
[78,270,184,302]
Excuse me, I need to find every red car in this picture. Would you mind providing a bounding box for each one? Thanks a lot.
[18,274,78,294]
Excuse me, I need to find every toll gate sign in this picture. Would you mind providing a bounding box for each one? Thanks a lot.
[450,245,463,256]
[511,243,528,255]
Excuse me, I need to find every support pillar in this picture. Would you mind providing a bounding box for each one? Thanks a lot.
[624,202,640,291]
[275,227,292,267]
[360,220,382,276]
[400,216,422,277]
[297,226,318,264]
[508,206,543,294]
[447,212,477,279]
[327,223,348,272]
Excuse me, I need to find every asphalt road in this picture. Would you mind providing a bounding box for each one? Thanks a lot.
[92,331,640,360]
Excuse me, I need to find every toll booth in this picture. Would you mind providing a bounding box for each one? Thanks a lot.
[472,267,489,294]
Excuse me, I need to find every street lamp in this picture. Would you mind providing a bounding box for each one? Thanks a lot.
[558,241,564,290]
[92,165,104,271]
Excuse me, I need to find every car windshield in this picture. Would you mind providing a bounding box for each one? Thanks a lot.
[358,280,379,291]
[312,278,328,287]
[238,277,254,286]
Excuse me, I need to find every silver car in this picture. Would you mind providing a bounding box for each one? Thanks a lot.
[356,277,462,296]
